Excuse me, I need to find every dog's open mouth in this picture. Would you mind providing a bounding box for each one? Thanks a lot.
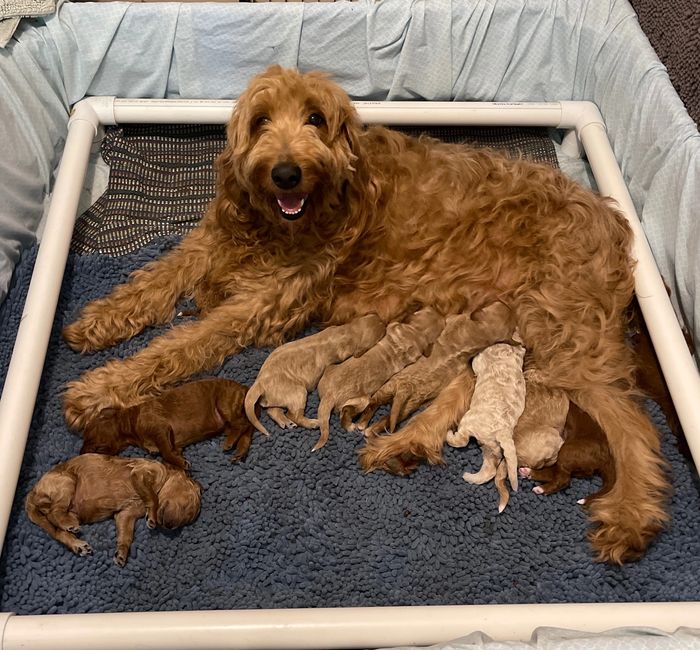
[276,194,309,221]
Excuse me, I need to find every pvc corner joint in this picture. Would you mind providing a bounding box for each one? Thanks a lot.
[558,101,606,157]
[68,96,117,135]
[0,612,15,650]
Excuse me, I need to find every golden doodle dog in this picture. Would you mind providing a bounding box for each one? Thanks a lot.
[62,65,669,563]
[26,454,201,567]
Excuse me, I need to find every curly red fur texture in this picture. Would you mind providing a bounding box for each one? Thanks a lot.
[62,65,669,563]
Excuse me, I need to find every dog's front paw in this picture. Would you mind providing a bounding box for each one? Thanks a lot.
[72,540,93,557]
[62,313,116,353]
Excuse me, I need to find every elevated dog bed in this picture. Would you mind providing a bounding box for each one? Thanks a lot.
[1,122,700,617]
[1,1,700,648]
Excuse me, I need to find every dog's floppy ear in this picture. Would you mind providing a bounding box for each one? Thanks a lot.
[324,85,363,162]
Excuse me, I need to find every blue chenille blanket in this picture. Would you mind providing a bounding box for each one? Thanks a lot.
[1,241,699,614]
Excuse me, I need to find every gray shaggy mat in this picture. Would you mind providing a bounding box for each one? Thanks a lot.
[1,242,700,614]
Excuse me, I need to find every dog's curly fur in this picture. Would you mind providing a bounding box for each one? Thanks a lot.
[62,65,669,563]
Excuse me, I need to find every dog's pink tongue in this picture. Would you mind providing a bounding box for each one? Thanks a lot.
[277,194,306,215]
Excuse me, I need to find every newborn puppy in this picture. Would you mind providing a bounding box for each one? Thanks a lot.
[356,302,515,435]
[494,373,568,512]
[519,402,615,504]
[311,307,446,451]
[244,313,385,435]
[26,454,201,567]
[81,378,253,467]
[446,341,527,493]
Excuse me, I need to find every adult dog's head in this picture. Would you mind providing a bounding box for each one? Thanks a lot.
[219,65,365,230]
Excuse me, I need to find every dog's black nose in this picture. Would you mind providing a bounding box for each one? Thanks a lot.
[271,162,302,190]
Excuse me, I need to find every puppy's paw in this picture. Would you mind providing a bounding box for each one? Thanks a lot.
[518,467,532,478]
[113,549,128,567]
[72,540,93,557]
[532,486,544,495]
[146,511,157,529]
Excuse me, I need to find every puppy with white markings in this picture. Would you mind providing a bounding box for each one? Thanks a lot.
[244,313,385,434]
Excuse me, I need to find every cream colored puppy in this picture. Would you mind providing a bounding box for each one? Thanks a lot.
[446,340,526,495]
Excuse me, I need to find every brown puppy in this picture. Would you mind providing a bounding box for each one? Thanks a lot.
[244,313,385,435]
[81,378,254,467]
[26,454,201,567]
[355,302,515,435]
[520,403,616,513]
[310,307,445,450]
[62,65,668,563]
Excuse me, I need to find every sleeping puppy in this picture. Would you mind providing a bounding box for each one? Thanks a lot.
[244,313,386,435]
[81,378,254,467]
[311,307,445,451]
[25,454,201,567]
[355,302,515,435]
[519,402,615,505]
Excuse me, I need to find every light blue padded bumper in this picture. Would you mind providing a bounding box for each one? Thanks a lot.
[0,0,698,348]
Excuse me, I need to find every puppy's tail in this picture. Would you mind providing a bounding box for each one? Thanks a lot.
[312,399,334,452]
[244,384,270,436]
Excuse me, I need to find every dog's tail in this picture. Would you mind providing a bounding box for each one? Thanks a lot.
[312,399,334,452]
[244,383,270,436]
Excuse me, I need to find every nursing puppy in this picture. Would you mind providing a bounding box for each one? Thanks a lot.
[520,402,616,508]
[494,374,568,512]
[244,313,385,435]
[447,342,527,493]
[311,307,445,450]
[355,302,515,435]
[25,454,201,567]
[81,378,254,467]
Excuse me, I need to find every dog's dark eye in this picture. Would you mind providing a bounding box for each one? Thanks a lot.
[254,115,270,129]
[307,113,325,127]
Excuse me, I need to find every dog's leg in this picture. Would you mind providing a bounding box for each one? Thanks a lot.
[129,466,161,529]
[222,418,254,462]
[358,371,474,475]
[522,465,572,496]
[63,229,212,353]
[26,498,92,556]
[354,400,382,431]
[113,506,142,567]
[267,408,296,429]
[570,384,670,564]
[63,290,314,430]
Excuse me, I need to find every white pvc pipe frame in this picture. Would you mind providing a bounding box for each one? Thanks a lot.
[0,98,699,649]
